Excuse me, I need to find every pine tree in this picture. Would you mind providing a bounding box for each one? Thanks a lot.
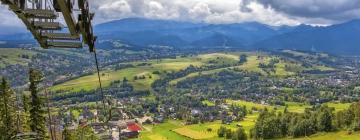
[218,126,226,137]
[225,128,233,139]
[63,126,74,140]
[74,126,99,140]
[0,79,4,140]
[232,127,248,140]
[317,107,333,132]
[0,78,17,139]
[21,93,31,132]
[28,69,46,139]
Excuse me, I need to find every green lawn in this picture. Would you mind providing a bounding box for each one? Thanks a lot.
[51,53,241,93]
[173,114,258,140]
[198,53,239,61]
[281,131,360,140]
[51,58,203,92]
[202,100,216,106]
[226,99,270,111]
[169,68,226,85]
[170,54,302,85]
[326,102,352,111]
[0,48,36,68]
[237,55,263,73]
[313,65,335,71]
[228,100,348,114]
[135,120,189,140]
[274,62,295,77]
[51,67,160,92]
[51,52,326,93]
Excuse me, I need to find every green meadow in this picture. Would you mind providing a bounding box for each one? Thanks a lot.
[137,100,354,140]
[0,48,36,68]
[281,131,360,140]
[135,120,189,140]
[51,56,204,92]
[51,53,240,92]
[49,51,353,140]
[136,114,258,140]
[51,52,331,93]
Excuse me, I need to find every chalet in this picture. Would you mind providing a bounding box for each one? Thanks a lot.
[121,130,139,139]
[89,122,106,134]
[138,116,153,125]
[153,115,164,123]
[127,122,142,132]
[120,122,141,138]
[81,107,94,119]
[220,104,229,110]
[191,109,201,116]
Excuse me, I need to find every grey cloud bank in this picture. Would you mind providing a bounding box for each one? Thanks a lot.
[1,0,360,32]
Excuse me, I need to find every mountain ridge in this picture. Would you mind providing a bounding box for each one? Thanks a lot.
[1,18,360,55]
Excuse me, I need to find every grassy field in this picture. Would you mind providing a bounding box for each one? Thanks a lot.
[227,100,349,113]
[51,53,240,92]
[137,100,353,140]
[135,120,189,140]
[173,114,258,140]
[202,100,216,106]
[136,115,257,140]
[51,57,204,92]
[0,48,36,68]
[51,67,160,92]
[281,131,360,140]
[169,68,226,85]
[274,62,295,76]
[51,51,331,93]
[170,53,300,85]
[227,100,308,113]
[226,100,270,111]
[238,55,264,73]
[326,102,352,111]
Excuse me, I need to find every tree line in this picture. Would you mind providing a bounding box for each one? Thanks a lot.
[250,103,360,139]
[0,69,46,139]
[0,69,98,140]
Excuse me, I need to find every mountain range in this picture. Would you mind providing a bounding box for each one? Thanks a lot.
[2,18,360,55]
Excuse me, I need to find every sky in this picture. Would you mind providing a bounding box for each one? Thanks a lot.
[1,0,360,34]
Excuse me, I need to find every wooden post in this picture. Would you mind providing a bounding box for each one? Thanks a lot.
[54,0,78,35]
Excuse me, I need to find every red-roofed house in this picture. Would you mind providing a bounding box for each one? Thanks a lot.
[120,122,141,138]
[127,123,141,132]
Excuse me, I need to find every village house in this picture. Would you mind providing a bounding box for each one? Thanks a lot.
[120,121,142,139]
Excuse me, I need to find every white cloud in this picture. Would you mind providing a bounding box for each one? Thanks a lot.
[98,0,132,16]
[0,5,29,34]
[0,5,25,27]
[258,0,360,24]
[88,0,299,26]
[189,3,212,21]
[1,0,360,29]
[144,1,174,19]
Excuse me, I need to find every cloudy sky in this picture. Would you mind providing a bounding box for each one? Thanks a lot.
[1,0,360,33]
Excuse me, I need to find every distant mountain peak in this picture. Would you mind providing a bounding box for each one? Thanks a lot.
[3,17,360,55]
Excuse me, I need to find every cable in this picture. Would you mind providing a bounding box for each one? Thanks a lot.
[93,48,108,122]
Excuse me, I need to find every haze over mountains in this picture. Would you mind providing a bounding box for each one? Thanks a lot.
[2,18,360,55]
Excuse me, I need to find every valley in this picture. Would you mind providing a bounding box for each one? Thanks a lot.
[2,1,360,140]
[2,45,360,140]
[51,51,328,94]
[38,49,360,140]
